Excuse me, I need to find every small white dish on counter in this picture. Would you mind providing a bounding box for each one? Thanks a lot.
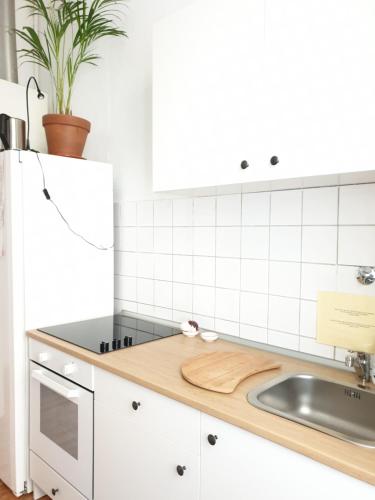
[181,321,199,337]
[200,331,219,342]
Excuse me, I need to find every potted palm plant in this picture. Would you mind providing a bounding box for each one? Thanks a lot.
[16,0,127,158]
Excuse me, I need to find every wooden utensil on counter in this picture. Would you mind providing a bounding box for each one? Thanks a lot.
[181,351,281,394]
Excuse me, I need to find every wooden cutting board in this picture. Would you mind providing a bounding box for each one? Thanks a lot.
[181,351,281,394]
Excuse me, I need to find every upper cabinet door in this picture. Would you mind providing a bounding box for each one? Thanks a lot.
[265,0,375,179]
[153,0,266,191]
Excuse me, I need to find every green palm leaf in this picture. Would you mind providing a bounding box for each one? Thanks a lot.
[16,0,128,114]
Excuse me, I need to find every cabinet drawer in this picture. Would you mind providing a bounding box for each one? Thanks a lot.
[29,338,94,390]
[30,452,87,500]
[95,367,200,455]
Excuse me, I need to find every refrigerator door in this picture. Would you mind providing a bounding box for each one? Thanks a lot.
[21,151,114,329]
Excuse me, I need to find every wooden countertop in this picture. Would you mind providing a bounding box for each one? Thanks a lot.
[28,329,375,486]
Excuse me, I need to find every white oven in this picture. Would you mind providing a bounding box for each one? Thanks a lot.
[29,360,93,499]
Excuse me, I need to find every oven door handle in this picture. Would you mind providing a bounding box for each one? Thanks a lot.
[31,369,80,399]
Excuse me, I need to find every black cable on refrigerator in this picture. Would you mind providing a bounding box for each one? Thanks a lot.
[35,152,113,251]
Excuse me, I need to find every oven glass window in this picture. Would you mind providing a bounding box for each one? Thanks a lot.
[40,385,79,459]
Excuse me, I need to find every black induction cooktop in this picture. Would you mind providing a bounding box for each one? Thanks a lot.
[38,314,181,354]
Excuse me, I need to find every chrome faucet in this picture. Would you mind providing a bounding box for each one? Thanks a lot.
[345,351,372,388]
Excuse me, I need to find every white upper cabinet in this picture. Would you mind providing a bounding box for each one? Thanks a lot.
[153,0,375,192]
[153,0,266,191]
[265,0,375,180]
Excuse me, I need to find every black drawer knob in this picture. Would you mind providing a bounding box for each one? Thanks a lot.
[176,465,187,476]
[51,488,59,496]
[270,156,279,166]
[207,434,218,446]
[240,160,249,170]
[132,401,141,411]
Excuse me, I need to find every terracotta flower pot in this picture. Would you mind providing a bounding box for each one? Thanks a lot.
[42,114,91,159]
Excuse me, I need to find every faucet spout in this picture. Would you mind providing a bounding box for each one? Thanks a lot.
[345,351,372,388]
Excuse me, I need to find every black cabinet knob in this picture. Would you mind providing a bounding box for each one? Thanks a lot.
[176,465,186,476]
[270,156,279,166]
[132,401,141,411]
[51,488,59,496]
[240,160,249,170]
[207,434,218,446]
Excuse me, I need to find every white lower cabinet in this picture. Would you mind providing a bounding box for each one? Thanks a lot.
[94,368,374,500]
[200,413,375,500]
[94,368,200,500]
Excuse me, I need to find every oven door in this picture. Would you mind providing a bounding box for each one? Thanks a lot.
[30,361,93,499]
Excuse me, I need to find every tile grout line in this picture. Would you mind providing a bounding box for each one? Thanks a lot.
[298,190,304,352]
[266,192,272,345]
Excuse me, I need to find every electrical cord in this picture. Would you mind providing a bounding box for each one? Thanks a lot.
[35,152,113,251]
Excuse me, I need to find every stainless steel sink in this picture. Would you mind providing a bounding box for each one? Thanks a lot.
[248,373,375,448]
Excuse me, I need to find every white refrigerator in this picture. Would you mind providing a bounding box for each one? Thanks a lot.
[0,150,114,496]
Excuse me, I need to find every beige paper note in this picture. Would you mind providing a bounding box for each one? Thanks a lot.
[317,291,375,353]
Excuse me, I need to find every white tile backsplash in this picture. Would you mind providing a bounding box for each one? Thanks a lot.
[339,184,375,225]
[173,199,193,226]
[302,226,337,264]
[270,190,302,226]
[115,276,137,302]
[115,183,375,363]
[216,227,241,258]
[137,253,154,279]
[116,251,136,277]
[137,200,153,226]
[173,227,193,255]
[216,194,241,226]
[299,300,317,338]
[173,283,193,312]
[153,254,172,281]
[269,226,301,262]
[117,227,137,252]
[240,324,268,343]
[242,192,270,226]
[193,197,216,226]
[193,285,215,317]
[269,261,301,298]
[153,227,172,254]
[241,259,269,294]
[303,187,338,225]
[268,330,299,351]
[338,226,375,265]
[137,278,154,305]
[121,201,137,226]
[154,281,172,308]
[193,227,215,256]
[137,228,153,253]
[193,256,215,286]
[215,288,240,322]
[154,199,172,227]
[268,296,300,334]
[240,291,268,328]
[215,318,239,337]
[299,337,334,359]
[173,255,193,283]
[241,226,269,260]
[216,258,241,290]
[300,263,337,300]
